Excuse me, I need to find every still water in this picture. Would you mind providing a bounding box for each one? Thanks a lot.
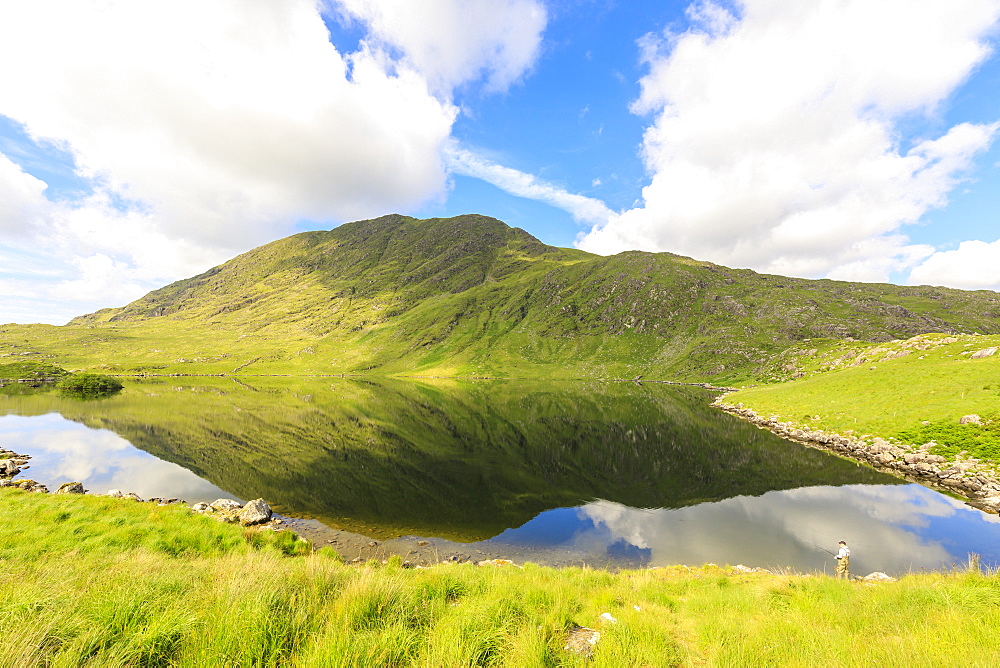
[2,377,998,574]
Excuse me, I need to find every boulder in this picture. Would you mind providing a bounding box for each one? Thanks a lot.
[971,347,997,359]
[237,498,272,526]
[959,414,982,425]
[210,498,243,511]
[56,482,85,494]
[859,572,897,583]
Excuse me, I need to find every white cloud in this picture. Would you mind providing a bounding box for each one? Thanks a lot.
[909,238,1000,289]
[578,0,1000,282]
[0,0,548,323]
[445,143,616,227]
[0,0,457,248]
[333,0,547,93]
[0,152,48,236]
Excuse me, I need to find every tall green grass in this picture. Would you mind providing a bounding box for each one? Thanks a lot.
[2,489,1000,666]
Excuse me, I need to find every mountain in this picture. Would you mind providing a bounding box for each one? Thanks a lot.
[10,213,1000,383]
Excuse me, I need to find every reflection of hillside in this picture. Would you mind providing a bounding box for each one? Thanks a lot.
[2,378,899,541]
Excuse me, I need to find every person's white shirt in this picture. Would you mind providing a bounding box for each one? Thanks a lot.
[836,545,850,559]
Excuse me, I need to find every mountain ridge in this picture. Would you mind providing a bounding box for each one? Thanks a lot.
[11,213,1000,383]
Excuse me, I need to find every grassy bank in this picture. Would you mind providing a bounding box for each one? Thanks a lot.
[2,489,999,666]
[727,333,1000,466]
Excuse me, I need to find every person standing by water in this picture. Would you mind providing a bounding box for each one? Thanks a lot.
[835,540,850,579]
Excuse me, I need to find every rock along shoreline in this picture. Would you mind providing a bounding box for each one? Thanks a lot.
[712,397,1000,515]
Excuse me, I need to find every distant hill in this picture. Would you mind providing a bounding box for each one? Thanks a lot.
[8,213,1000,382]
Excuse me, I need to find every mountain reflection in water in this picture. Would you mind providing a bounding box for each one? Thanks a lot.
[2,377,895,541]
[10,377,999,571]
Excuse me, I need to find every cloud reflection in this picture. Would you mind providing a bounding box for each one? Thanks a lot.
[576,485,998,574]
[0,414,232,501]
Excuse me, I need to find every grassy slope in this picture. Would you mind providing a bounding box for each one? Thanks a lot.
[727,333,1000,462]
[2,214,1000,384]
[3,488,999,667]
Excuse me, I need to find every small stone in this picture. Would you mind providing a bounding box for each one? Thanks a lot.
[599,612,618,624]
[191,502,210,511]
[210,498,243,511]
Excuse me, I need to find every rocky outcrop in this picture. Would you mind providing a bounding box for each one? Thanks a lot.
[714,400,1000,514]
[0,478,49,493]
[0,449,31,479]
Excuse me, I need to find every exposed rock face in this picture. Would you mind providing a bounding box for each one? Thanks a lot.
[714,400,1000,514]
[56,482,85,494]
[960,414,982,425]
[238,498,272,526]
[971,347,997,359]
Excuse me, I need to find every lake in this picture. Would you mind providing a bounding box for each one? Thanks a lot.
[2,377,998,574]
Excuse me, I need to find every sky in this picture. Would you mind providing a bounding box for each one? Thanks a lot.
[2,0,1000,325]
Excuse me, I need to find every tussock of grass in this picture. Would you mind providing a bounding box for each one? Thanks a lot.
[2,490,1000,666]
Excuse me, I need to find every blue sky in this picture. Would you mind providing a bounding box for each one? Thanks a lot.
[1,0,999,324]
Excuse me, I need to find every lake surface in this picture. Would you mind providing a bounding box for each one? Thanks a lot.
[2,377,998,574]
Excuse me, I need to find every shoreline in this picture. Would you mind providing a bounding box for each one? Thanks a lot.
[712,397,1000,515]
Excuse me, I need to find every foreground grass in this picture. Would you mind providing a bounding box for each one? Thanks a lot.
[2,490,999,666]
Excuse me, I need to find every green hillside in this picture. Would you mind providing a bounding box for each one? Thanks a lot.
[3,213,1000,383]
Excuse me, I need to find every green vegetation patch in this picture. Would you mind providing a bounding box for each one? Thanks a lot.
[896,416,1000,461]
[0,360,69,381]
[57,372,124,397]
[0,488,309,561]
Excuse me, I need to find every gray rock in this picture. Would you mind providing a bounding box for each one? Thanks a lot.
[56,482,85,494]
[564,626,601,657]
[971,347,997,359]
[191,502,210,512]
[210,499,243,511]
[903,453,926,465]
[0,459,20,476]
[106,489,124,497]
[237,498,272,526]
[959,414,982,425]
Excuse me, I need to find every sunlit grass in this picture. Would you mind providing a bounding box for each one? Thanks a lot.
[728,334,1000,460]
[2,489,999,665]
